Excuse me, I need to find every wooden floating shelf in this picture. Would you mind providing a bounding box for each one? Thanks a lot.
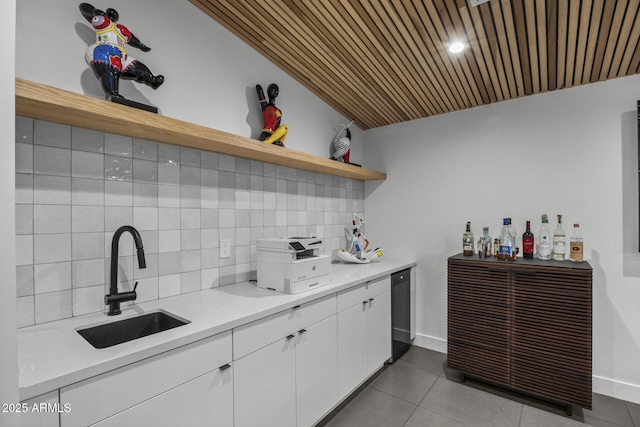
[15,78,386,181]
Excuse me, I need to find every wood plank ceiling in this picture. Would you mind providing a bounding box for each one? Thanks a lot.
[191,0,640,130]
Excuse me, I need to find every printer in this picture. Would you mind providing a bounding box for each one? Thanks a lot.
[256,237,330,294]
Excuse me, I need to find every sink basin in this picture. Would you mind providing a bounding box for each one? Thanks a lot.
[77,310,190,349]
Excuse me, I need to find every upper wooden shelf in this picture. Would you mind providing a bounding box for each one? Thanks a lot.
[15,78,386,181]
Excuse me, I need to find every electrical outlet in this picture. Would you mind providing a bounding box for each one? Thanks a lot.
[220,239,231,258]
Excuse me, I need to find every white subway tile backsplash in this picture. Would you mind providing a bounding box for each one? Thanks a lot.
[159,230,181,253]
[104,134,132,157]
[105,206,133,232]
[71,232,104,261]
[72,259,105,288]
[16,265,34,297]
[72,285,105,316]
[35,290,72,324]
[34,121,71,149]
[15,205,33,235]
[72,178,104,206]
[34,145,71,177]
[159,273,181,298]
[72,151,104,179]
[34,234,71,264]
[34,262,72,294]
[17,296,35,328]
[72,206,105,233]
[104,181,133,206]
[16,118,364,326]
[133,139,158,161]
[15,143,33,174]
[71,127,104,153]
[34,205,71,234]
[16,116,34,144]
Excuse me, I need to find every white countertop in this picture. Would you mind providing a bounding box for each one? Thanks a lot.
[18,258,415,401]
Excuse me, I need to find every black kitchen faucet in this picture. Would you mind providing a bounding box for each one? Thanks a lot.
[105,225,146,316]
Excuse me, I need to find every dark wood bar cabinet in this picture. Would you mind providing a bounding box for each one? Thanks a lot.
[447,253,593,412]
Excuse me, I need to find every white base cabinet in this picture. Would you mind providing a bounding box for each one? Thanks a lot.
[233,295,338,427]
[337,276,391,398]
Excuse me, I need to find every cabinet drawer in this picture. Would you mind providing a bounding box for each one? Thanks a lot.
[337,276,390,312]
[61,331,231,427]
[233,294,336,360]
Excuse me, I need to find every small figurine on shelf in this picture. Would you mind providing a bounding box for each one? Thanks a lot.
[79,3,164,107]
[330,120,353,163]
[336,213,384,264]
[256,83,288,147]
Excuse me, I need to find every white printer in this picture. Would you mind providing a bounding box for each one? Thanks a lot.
[256,237,330,294]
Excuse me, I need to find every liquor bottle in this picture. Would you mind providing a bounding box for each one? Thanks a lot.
[497,218,514,260]
[463,222,474,256]
[507,218,517,248]
[538,214,551,260]
[522,220,534,258]
[553,214,566,261]
[477,227,492,258]
[570,223,584,262]
[493,238,499,257]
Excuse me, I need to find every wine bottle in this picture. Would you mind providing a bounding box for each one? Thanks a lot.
[538,214,551,260]
[570,223,583,262]
[553,214,566,261]
[463,222,474,256]
[522,220,534,259]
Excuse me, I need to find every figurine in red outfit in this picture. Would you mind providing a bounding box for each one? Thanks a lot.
[79,3,164,100]
[256,83,288,147]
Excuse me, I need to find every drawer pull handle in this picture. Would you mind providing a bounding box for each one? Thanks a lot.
[219,363,231,371]
[286,334,296,340]
[298,329,307,334]
[369,298,374,302]
[292,305,301,309]
[362,301,368,305]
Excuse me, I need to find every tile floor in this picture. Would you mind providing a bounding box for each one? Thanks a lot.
[321,346,640,427]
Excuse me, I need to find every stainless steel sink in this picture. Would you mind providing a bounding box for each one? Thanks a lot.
[77,310,190,349]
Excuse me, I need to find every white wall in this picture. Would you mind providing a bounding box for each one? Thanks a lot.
[1,0,18,425]
[15,0,363,162]
[364,74,640,404]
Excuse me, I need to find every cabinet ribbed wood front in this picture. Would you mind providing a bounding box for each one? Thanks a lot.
[447,254,593,410]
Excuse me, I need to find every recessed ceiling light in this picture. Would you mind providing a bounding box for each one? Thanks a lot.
[449,42,465,53]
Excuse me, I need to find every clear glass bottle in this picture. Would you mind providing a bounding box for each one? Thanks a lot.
[553,214,566,261]
[570,223,583,262]
[497,218,514,260]
[538,214,552,260]
[522,220,534,259]
[477,227,492,258]
[463,222,474,256]
[507,218,517,248]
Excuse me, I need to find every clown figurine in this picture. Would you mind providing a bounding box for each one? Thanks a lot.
[256,83,288,147]
[79,3,164,100]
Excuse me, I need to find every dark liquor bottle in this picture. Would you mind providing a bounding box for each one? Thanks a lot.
[522,220,534,259]
[463,222,474,256]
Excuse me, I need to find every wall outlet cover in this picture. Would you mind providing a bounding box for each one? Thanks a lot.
[220,239,231,258]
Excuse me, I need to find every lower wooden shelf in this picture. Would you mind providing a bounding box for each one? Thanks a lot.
[15,78,386,181]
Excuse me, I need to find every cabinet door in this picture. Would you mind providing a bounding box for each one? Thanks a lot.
[92,365,233,427]
[19,390,59,427]
[447,261,511,385]
[234,337,296,427]
[337,301,368,399]
[296,315,338,427]
[511,268,592,408]
[367,289,391,373]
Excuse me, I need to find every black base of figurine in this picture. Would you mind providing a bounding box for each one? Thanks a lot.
[346,161,362,167]
[108,96,158,114]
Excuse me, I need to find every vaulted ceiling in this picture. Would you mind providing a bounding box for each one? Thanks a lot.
[191,0,640,130]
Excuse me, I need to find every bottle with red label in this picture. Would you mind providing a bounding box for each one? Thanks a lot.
[522,220,535,259]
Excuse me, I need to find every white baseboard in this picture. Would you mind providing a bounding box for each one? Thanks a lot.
[593,375,640,405]
[411,336,640,405]
[412,333,447,354]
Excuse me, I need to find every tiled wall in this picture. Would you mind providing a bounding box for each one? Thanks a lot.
[14,117,364,328]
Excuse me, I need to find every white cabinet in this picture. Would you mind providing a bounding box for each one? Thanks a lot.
[92,365,233,427]
[233,294,337,427]
[60,331,232,427]
[337,276,391,398]
[18,390,60,427]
